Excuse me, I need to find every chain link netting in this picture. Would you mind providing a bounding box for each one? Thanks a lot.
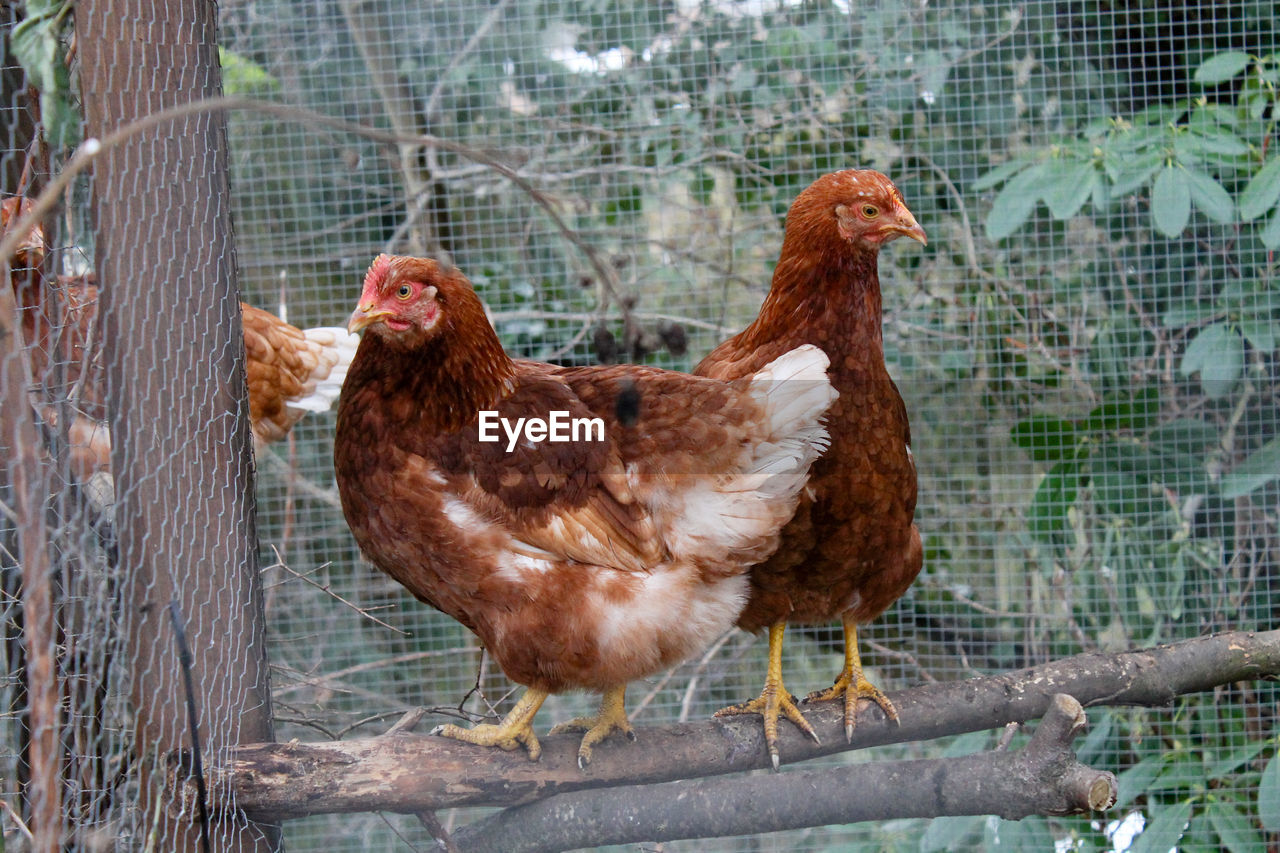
[3,0,1278,849]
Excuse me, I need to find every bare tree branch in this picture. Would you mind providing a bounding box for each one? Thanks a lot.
[338,0,437,256]
[451,694,1115,853]
[194,629,1280,820]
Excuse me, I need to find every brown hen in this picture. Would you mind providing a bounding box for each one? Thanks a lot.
[696,170,927,768]
[334,254,836,766]
[3,196,357,475]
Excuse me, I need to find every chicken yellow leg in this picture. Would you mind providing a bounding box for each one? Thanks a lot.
[715,622,819,770]
[549,684,636,768]
[804,612,898,741]
[433,687,547,760]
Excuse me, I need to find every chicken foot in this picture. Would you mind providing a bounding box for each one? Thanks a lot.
[548,684,636,768]
[715,622,819,771]
[804,612,898,741]
[432,687,547,761]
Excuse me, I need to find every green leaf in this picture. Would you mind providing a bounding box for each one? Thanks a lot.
[1028,459,1081,544]
[1151,165,1191,237]
[972,157,1032,191]
[1074,712,1113,764]
[1184,168,1235,223]
[1207,738,1271,780]
[1044,160,1098,220]
[1115,759,1165,810]
[9,13,60,95]
[989,817,1055,850]
[1240,318,1278,352]
[41,90,80,150]
[1194,51,1253,84]
[1180,322,1244,399]
[1208,801,1267,853]
[1220,436,1280,499]
[1162,298,1221,329]
[1091,175,1111,209]
[1239,157,1280,221]
[219,47,280,94]
[1261,207,1280,249]
[1185,126,1251,157]
[1011,416,1080,462]
[1088,442,1166,519]
[942,729,992,758]
[1259,752,1280,830]
[1107,149,1163,197]
[1129,801,1193,853]
[1151,448,1212,495]
[1147,418,1220,457]
[985,162,1048,241]
[1084,387,1162,434]
[920,815,984,852]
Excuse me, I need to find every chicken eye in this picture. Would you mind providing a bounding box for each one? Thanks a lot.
[396,284,413,300]
[861,204,879,219]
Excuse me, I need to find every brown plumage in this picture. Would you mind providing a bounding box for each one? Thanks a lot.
[696,170,927,768]
[333,254,836,766]
[3,196,357,476]
[240,304,358,448]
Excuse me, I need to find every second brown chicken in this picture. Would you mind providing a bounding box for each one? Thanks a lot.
[697,170,927,769]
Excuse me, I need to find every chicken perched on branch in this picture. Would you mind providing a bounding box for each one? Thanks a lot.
[696,170,927,768]
[334,254,836,766]
[2,196,357,473]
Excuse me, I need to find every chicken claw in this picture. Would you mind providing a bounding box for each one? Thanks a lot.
[432,688,547,761]
[549,685,635,768]
[715,622,819,771]
[803,615,898,741]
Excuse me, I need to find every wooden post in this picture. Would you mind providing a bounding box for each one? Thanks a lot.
[74,1,280,849]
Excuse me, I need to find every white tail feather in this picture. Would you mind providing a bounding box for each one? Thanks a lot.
[743,343,836,491]
[666,344,835,565]
[287,327,361,413]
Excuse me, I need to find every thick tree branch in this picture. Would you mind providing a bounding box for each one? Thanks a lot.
[451,694,1115,853]
[196,629,1280,819]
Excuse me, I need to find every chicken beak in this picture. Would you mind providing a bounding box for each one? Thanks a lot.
[892,210,928,246]
[347,301,391,334]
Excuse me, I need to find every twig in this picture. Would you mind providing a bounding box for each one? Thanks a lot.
[422,0,516,126]
[630,630,735,721]
[383,707,428,736]
[0,797,34,842]
[417,809,463,853]
[167,602,211,853]
[270,647,481,698]
[263,548,408,636]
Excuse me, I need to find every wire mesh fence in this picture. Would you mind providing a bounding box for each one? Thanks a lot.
[2,0,1278,849]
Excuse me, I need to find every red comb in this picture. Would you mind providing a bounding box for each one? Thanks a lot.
[363,254,392,291]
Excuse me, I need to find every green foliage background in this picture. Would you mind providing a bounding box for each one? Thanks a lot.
[5,0,1280,849]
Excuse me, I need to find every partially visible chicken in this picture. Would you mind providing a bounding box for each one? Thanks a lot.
[241,304,358,448]
[334,254,837,766]
[2,196,357,473]
[696,170,927,768]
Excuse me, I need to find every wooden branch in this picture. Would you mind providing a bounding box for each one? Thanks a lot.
[1,268,63,852]
[450,694,1116,853]
[196,629,1280,820]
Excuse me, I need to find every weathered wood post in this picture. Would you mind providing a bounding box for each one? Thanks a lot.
[75,1,280,848]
